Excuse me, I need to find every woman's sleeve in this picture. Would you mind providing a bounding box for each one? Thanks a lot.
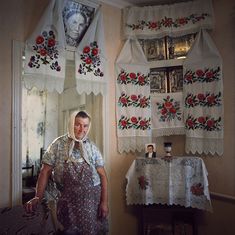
[41,140,58,167]
[92,144,104,168]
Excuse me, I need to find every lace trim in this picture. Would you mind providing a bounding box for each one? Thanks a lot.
[185,137,223,156]
[118,136,152,153]
[23,74,65,93]
[76,79,107,95]
[152,127,185,137]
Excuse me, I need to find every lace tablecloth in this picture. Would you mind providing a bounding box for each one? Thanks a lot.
[125,157,212,211]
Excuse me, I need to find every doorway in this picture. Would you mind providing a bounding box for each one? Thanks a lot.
[12,40,109,205]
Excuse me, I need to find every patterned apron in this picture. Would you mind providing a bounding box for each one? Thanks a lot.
[56,159,108,235]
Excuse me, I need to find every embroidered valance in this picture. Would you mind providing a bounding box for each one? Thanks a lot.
[123,0,214,39]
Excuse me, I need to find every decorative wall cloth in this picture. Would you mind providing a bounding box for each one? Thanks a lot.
[125,157,212,212]
[75,8,107,95]
[151,92,185,137]
[24,0,67,93]
[116,39,151,153]
[123,0,214,39]
[183,29,223,155]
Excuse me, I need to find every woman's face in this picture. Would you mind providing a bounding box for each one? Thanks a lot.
[74,116,90,140]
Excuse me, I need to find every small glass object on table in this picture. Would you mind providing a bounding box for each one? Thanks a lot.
[162,142,173,162]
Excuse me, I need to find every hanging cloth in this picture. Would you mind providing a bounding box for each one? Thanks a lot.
[23,0,67,93]
[116,38,151,153]
[123,0,214,39]
[75,7,107,95]
[151,92,185,137]
[183,29,223,155]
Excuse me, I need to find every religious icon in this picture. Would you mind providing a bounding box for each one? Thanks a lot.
[166,34,196,59]
[149,68,167,93]
[144,38,166,61]
[168,66,183,92]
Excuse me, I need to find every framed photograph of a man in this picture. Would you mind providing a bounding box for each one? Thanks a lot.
[145,143,156,158]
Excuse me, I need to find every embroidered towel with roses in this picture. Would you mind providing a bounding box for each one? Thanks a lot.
[151,92,185,137]
[24,0,66,93]
[183,29,223,155]
[116,38,151,153]
[75,8,107,95]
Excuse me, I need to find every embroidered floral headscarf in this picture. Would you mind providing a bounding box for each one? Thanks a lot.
[67,110,91,164]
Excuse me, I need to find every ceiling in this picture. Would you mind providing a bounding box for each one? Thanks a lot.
[101,0,192,8]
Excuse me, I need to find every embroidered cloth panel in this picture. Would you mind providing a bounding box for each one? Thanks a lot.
[126,157,212,212]
[116,39,151,153]
[75,8,108,95]
[23,0,66,93]
[151,92,185,137]
[183,30,223,155]
[123,0,214,39]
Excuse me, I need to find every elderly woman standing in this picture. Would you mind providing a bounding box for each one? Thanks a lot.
[25,111,109,235]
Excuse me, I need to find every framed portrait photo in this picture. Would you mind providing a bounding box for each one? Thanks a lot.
[62,0,97,49]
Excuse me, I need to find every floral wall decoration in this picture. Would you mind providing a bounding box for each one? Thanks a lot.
[28,30,61,72]
[24,0,66,93]
[116,39,151,153]
[123,0,214,39]
[77,41,104,77]
[151,92,185,137]
[23,0,105,96]
[75,8,107,95]
[183,30,223,155]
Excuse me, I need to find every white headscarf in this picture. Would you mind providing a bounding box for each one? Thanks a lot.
[67,110,91,165]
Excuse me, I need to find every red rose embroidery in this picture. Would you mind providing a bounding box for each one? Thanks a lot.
[131,116,138,124]
[85,58,92,64]
[130,95,138,101]
[196,69,204,77]
[197,93,205,101]
[83,46,90,53]
[130,73,136,79]
[48,38,55,47]
[36,36,44,44]
[92,48,98,55]
[40,48,47,56]
[198,116,205,124]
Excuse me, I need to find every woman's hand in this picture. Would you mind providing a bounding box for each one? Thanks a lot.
[24,196,40,213]
[99,201,109,219]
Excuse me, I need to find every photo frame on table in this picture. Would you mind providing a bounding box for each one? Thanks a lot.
[145,143,156,153]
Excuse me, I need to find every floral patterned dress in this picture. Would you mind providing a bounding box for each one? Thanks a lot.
[42,136,108,234]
